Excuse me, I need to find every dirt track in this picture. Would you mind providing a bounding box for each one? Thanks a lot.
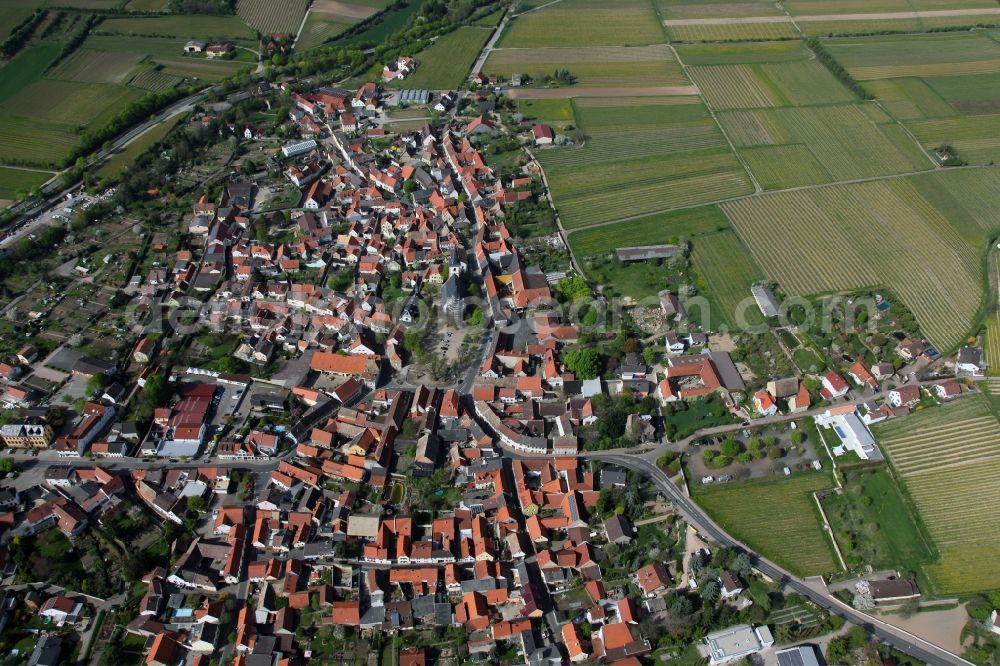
[509,85,700,99]
[663,7,1000,25]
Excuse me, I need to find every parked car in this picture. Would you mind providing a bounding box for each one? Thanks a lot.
[701,476,714,484]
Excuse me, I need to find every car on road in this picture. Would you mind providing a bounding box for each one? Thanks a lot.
[701,476,714,484]
[718,475,732,483]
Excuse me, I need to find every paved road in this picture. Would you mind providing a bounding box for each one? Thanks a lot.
[587,452,975,666]
[470,7,512,76]
[1,89,208,249]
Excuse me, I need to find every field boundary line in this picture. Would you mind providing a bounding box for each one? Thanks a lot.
[776,1,803,36]
[665,43,762,193]
[813,491,847,571]
[293,2,312,48]
[512,0,564,18]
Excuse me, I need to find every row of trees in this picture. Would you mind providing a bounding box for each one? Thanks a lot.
[0,10,45,58]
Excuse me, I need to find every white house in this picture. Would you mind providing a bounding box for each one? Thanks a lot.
[704,624,773,665]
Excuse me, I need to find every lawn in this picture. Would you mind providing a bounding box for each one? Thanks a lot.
[874,395,1000,594]
[500,0,665,48]
[822,468,935,572]
[664,393,736,439]
[400,26,493,89]
[97,115,181,179]
[792,347,824,373]
[692,472,838,576]
[0,167,53,200]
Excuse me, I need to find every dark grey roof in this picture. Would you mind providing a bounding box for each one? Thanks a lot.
[776,646,821,666]
[707,350,745,392]
[601,469,626,487]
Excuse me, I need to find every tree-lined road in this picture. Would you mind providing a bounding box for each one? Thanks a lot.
[586,452,975,666]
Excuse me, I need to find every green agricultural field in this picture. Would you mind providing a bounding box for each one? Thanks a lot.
[127,67,183,91]
[824,32,1000,81]
[298,0,392,47]
[568,206,732,257]
[718,104,932,186]
[237,0,309,35]
[739,145,830,189]
[4,80,144,130]
[97,115,181,179]
[0,42,61,104]
[689,59,854,110]
[297,16,352,51]
[693,472,838,577]
[538,98,753,229]
[0,112,78,166]
[485,44,689,88]
[400,26,494,89]
[126,0,169,9]
[690,230,765,328]
[99,15,257,43]
[656,0,784,20]
[47,49,145,85]
[924,72,1000,116]
[908,114,1000,164]
[500,0,664,48]
[722,169,1000,349]
[516,98,575,124]
[986,310,1000,375]
[875,396,1000,594]
[797,17,922,36]
[822,468,935,572]
[0,167,53,201]
[863,78,956,121]
[667,21,801,42]
[677,40,806,66]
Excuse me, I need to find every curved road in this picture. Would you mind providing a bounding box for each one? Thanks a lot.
[586,451,974,666]
[2,89,209,249]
